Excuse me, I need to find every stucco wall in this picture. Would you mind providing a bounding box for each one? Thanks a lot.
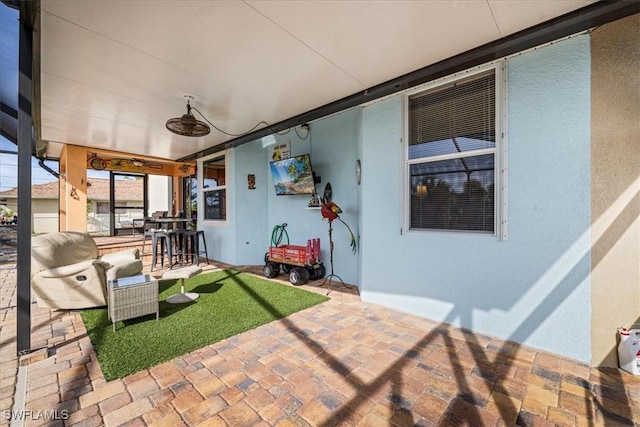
[234,140,269,265]
[206,142,269,266]
[264,110,360,285]
[147,175,170,214]
[59,145,88,232]
[198,150,236,264]
[201,21,639,365]
[205,109,360,283]
[33,199,59,233]
[359,35,592,362]
[590,14,640,367]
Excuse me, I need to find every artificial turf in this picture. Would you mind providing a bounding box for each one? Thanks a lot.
[80,269,329,381]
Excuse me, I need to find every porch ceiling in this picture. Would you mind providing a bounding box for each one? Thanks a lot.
[37,0,598,161]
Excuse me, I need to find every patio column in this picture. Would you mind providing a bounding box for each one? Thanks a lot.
[171,173,182,216]
[59,145,88,231]
[16,0,36,355]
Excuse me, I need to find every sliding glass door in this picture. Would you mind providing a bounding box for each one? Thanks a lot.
[183,174,197,227]
[111,172,147,236]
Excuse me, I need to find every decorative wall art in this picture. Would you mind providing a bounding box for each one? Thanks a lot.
[89,157,107,170]
[270,142,290,162]
[269,154,316,196]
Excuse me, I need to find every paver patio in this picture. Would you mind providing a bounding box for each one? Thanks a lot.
[1,257,639,426]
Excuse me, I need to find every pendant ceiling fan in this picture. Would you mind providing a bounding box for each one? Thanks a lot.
[165,95,210,137]
[164,93,310,140]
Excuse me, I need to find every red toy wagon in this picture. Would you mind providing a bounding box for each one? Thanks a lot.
[263,225,325,285]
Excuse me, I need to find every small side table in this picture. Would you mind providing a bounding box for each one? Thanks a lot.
[162,265,202,304]
[108,274,159,332]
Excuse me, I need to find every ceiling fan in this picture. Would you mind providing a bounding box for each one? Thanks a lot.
[166,95,210,137]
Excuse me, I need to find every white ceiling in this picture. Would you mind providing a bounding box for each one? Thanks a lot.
[39,0,597,161]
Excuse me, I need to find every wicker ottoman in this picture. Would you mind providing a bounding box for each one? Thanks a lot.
[108,274,159,332]
[162,265,202,303]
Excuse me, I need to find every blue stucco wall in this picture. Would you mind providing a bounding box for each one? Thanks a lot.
[233,140,270,265]
[200,142,269,266]
[204,35,591,362]
[199,149,236,264]
[359,35,592,362]
[265,109,360,285]
[207,109,360,284]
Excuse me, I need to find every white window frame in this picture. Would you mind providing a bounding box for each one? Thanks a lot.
[403,62,507,238]
[199,151,228,225]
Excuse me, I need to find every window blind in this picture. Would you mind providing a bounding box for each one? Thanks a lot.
[408,70,496,233]
[409,72,495,158]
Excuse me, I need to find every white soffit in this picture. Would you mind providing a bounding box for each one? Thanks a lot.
[39,0,598,161]
[247,1,499,87]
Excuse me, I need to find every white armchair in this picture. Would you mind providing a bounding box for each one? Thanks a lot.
[31,231,143,309]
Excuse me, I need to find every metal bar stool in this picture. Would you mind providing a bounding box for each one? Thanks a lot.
[150,230,168,271]
[172,229,190,266]
[140,222,155,260]
[181,230,209,265]
[150,230,181,271]
[195,230,209,265]
[180,230,197,265]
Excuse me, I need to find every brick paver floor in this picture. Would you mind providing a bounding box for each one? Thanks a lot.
[1,260,639,426]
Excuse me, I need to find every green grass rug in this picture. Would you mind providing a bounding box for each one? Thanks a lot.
[80,269,329,381]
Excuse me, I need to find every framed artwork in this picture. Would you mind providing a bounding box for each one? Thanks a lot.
[270,142,290,162]
[269,154,315,196]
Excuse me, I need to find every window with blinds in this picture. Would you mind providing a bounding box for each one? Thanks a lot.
[407,69,498,233]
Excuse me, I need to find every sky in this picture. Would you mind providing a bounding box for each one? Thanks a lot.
[0,5,53,192]
[0,136,109,193]
[0,136,60,192]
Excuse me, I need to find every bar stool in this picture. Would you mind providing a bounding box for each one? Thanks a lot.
[141,230,154,262]
[150,230,181,271]
[140,219,159,262]
[180,230,197,265]
[150,230,168,271]
[195,230,209,265]
[181,230,209,265]
[172,229,190,266]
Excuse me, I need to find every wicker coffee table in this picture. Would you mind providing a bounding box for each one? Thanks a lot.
[108,274,159,332]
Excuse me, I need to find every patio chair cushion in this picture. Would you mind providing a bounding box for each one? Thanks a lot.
[31,231,143,309]
[161,265,202,281]
[31,231,99,273]
[101,249,144,281]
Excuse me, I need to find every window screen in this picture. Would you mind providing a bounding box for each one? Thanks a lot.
[408,70,496,233]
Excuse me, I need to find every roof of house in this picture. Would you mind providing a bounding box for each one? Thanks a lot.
[0,178,143,201]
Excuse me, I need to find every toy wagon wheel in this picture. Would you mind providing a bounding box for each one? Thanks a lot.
[282,264,292,274]
[289,267,310,285]
[263,262,280,278]
[310,264,326,281]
